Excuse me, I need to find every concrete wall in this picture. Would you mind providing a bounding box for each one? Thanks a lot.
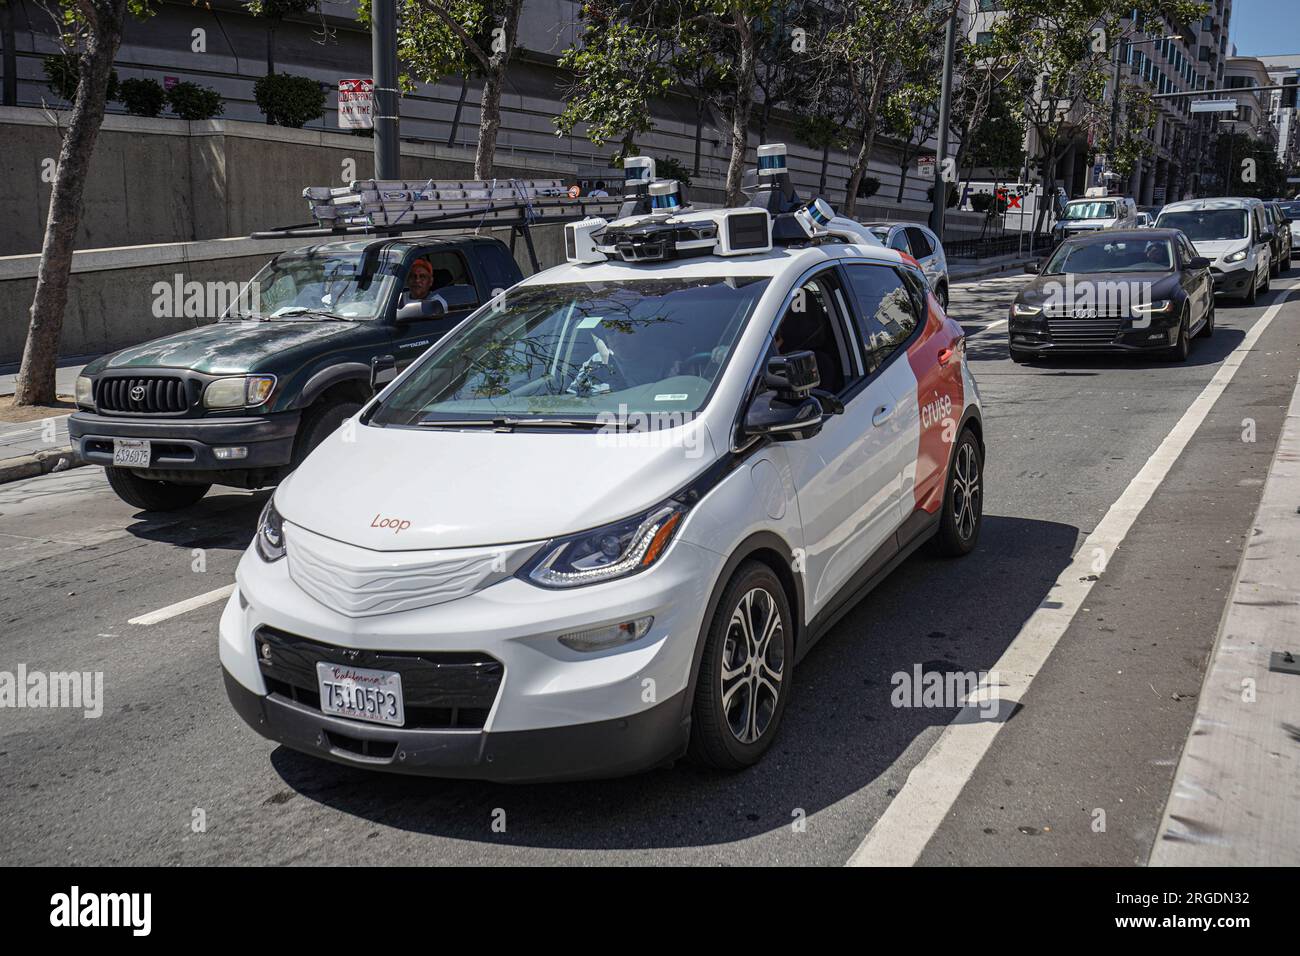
[0,226,568,366]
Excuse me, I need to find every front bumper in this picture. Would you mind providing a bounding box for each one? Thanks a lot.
[1210,264,1252,295]
[1009,312,1182,353]
[69,409,300,471]
[219,535,721,781]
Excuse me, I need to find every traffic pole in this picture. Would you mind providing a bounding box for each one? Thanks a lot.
[929,10,958,238]
[372,0,400,180]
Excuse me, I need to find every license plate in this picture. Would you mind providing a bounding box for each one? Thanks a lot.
[316,662,405,727]
[112,439,151,467]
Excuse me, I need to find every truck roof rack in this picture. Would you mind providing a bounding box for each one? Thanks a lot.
[250,177,624,271]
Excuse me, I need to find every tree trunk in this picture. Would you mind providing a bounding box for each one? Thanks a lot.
[472,0,522,180]
[723,13,756,206]
[693,98,703,175]
[15,7,126,406]
[844,78,884,218]
[819,139,829,195]
[447,75,469,147]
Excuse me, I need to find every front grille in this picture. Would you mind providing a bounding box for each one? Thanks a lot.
[1046,317,1125,345]
[255,627,502,730]
[97,375,192,415]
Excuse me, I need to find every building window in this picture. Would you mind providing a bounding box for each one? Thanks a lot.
[975,31,993,46]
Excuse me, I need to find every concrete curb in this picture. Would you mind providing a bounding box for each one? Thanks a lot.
[0,447,86,485]
[950,258,1034,284]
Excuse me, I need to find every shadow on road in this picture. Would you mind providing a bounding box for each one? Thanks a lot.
[267,513,1080,850]
[124,489,268,551]
[965,324,1244,372]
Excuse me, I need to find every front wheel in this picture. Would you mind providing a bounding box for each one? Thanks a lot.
[930,428,984,557]
[1196,297,1215,339]
[1243,269,1258,305]
[687,562,794,771]
[292,401,363,467]
[1164,309,1191,362]
[105,468,211,512]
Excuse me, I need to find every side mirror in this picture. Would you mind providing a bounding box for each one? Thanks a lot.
[1259,230,1275,244]
[396,298,445,323]
[370,354,397,392]
[1024,261,1040,274]
[1189,256,1212,269]
[743,390,825,441]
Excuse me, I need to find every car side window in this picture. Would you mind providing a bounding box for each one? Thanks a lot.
[843,263,921,375]
[888,230,911,255]
[1179,236,1199,264]
[772,268,861,396]
[905,227,933,258]
[477,243,523,296]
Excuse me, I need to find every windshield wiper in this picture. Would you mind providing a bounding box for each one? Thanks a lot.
[268,307,348,321]
[416,416,628,431]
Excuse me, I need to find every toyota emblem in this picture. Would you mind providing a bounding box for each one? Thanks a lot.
[129,384,147,402]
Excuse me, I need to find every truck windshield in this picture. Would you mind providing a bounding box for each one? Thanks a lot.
[226,250,398,321]
[1155,209,1249,241]
[1062,201,1117,220]
[369,276,771,427]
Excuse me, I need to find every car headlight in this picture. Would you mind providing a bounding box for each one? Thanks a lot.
[255,497,286,563]
[1012,302,1042,316]
[1223,249,1248,264]
[204,375,276,409]
[521,501,687,588]
[75,376,93,408]
[1131,299,1173,315]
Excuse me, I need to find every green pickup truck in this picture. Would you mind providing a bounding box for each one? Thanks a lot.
[69,233,524,510]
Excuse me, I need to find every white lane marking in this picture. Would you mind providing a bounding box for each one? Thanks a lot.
[848,281,1298,867]
[966,319,1007,336]
[129,584,235,626]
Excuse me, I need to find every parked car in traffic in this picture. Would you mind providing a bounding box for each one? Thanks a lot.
[861,221,950,309]
[69,235,525,511]
[1155,197,1274,304]
[1010,229,1213,363]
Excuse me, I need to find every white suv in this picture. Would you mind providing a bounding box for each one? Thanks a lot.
[221,187,985,782]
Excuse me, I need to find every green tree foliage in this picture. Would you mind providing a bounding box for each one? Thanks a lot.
[166,80,224,120]
[117,76,166,116]
[254,72,326,127]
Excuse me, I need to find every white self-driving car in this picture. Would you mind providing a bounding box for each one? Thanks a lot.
[221,156,985,781]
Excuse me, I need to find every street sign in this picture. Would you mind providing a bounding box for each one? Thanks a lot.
[338,79,374,129]
[1190,99,1237,113]
[917,156,936,180]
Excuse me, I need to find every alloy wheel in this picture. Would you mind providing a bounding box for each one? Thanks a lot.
[952,441,982,542]
[721,588,786,744]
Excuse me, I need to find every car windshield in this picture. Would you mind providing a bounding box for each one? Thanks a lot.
[1062,201,1117,220]
[1155,209,1249,241]
[225,250,399,321]
[1044,238,1174,274]
[369,276,771,426]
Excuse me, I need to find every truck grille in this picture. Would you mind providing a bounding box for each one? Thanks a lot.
[97,376,191,415]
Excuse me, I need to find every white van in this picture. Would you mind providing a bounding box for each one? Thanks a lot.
[220,179,986,782]
[1053,190,1139,241]
[1155,198,1274,304]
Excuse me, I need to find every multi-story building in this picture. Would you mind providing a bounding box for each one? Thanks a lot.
[1256,54,1300,180]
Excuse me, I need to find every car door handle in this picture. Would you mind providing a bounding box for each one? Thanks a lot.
[937,347,954,366]
[872,404,895,427]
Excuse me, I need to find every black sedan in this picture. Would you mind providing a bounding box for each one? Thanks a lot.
[1009,229,1214,364]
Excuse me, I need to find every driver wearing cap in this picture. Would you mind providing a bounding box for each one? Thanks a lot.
[405,258,435,301]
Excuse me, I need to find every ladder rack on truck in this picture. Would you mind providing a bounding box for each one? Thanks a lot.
[250,177,625,271]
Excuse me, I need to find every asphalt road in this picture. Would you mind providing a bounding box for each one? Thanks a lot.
[2,272,1298,866]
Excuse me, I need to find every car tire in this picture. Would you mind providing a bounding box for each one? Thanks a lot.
[1243,269,1258,305]
[293,401,363,467]
[687,561,794,771]
[1262,268,1271,293]
[1196,297,1215,339]
[1165,308,1191,362]
[930,428,984,558]
[1009,347,1032,364]
[105,468,211,512]
[935,283,949,312]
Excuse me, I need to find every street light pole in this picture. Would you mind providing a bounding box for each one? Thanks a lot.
[372,0,400,180]
[928,9,958,238]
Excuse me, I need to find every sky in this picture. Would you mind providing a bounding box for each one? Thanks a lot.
[1229,1,1300,57]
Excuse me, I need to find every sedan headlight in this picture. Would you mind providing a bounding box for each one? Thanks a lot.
[255,497,286,563]
[1223,249,1248,264]
[522,501,687,588]
[1012,302,1042,316]
[75,376,94,408]
[1131,299,1173,315]
[204,375,276,409]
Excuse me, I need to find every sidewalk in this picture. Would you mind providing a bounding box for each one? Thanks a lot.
[1150,369,1300,865]
[0,359,87,483]
[949,254,1035,283]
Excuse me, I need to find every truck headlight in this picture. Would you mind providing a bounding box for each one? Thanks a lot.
[204,376,276,409]
[75,376,94,408]
[521,502,687,588]
[255,497,286,563]
[1223,249,1247,264]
